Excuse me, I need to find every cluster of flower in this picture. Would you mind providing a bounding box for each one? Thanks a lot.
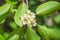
[21,10,36,27]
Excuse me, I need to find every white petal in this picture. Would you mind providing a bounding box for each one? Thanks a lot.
[21,16,24,21]
[27,10,31,13]
[33,23,36,26]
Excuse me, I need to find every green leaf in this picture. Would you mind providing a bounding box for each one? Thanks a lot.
[0,3,11,16]
[0,19,5,24]
[54,14,60,24]
[37,25,60,40]
[6,0,18,4]
[18,27,24,40]
[0,3,11,24]
[6,28,20,40]
[36,1,60,16]
[8,34,19,40]
[0,26,4,35]
[0,12,8,24]
[9,21,18,30]
[14,2,28,27]
[25,27,40,40]
[4,33,9,39]
[0,34,5,40]
[10,5,17,14]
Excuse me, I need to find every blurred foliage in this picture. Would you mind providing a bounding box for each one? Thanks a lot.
[0,0,60,40]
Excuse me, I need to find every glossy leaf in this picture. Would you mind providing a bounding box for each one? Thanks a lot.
[6,0,18,4]
[14,2,28,27]
[0,3,11,24]
[37,25,60,40]
[36,1,60,16]
[25,27,40,40]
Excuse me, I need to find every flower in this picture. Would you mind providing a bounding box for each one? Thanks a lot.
[21,10,36,27]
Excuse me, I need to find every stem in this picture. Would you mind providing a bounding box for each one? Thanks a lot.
[23,0,24,2]
[22,0,29,9]
[26,0,28,9]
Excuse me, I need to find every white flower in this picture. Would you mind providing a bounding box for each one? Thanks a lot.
[21,10,36,27]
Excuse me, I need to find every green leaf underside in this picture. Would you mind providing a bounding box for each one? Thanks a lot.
[0,3,11,24]
[36,1,60,16]
[25,27,40,40]
[37,25,60,40]
[14,2,28,27]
